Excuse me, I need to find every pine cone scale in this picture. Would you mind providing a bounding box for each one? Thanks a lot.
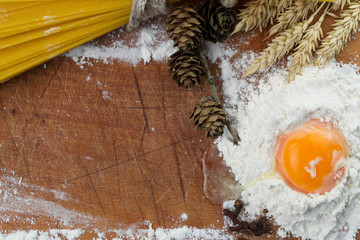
[167,6,204,51]
[190,96,227,139]
[199,0,236,42]
[168,49,204,89]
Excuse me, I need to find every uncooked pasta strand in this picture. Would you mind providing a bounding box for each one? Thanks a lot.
[0,0,179,82]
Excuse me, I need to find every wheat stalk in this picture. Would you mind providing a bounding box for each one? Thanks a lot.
[233,0,292,33]
[243,4,324,77]
[268,0,318,37]
[288,5,328,82]
[315,1,360,65]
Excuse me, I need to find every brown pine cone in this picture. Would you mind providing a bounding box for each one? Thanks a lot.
[167,6,204,51]
[199,0,237,42]
[190,96,227,138]
[168,49,204,89]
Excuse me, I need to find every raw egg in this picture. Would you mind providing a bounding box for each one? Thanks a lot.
[275,119,349,194]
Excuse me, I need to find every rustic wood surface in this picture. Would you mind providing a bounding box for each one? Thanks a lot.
[1,1,360,239]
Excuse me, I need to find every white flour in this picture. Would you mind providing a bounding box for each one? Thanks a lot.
[216,54,360,239]
[113,222,234,240]
[0,229,84,240]
[64,21,176,66]
[0,172,97,227]
[0,223,234,240]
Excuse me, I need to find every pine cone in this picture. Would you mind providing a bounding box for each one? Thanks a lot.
[167,6,204,51]
[199,0,237,42]
[190,96,227,138]
[168,49,204,89]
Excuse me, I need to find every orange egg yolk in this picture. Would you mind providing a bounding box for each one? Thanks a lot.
[275,119,349,194]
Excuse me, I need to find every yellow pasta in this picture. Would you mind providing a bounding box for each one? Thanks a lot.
[0,0,179,83]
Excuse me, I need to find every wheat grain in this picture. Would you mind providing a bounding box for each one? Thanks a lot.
[270,0,293,24]
[243,23,308,77]
[316,2,360,65]
[243,3,324,77]
[268,0,317,37]
[233,0,272,33]
[288,6,328,82]
[233,0,292,33]
[276,0,294,20]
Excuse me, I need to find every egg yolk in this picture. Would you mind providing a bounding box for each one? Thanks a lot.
[275,119,349,194]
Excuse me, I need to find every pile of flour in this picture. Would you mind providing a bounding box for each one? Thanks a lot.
[217,60,360,240]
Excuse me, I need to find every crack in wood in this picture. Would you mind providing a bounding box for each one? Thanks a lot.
[112,137,127,209]
[149,181,161,226]
[132,67,152,156]
[149,148,174,181]
[88,174,106,215]
[0,98,30,182]
[173,145,187,205]
[132,67,149,133]
[155,163,197,205]
[65,134,200,183]
[39,57,65,99]
[160,66,167,130]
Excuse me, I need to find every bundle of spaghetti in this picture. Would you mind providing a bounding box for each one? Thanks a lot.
[0,0,178,83]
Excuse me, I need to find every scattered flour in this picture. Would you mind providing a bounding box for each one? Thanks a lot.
[111,222,233,240]
[0,173,229,239]
[64,22,176,66]
[0,172,96,227]
[85,74,92,82]
[0,229,84,240]
[102,91,111,100]
[179,213,188,222]
[215,46,360,240]
[0,224,233,240]
[204,41,258,119]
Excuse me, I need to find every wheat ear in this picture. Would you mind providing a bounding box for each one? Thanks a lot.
[233,0,291,34]
[233,0,273,33]
[268,0,317,37]
[276,0,294,19]
[243,3,325,77]
[330,0,350,11]
[288,5,328,82]
[316,2,360,65]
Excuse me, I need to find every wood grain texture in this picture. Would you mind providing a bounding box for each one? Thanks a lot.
[0,1,360,239]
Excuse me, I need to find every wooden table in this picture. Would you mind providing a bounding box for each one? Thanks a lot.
[0,1,360,239]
